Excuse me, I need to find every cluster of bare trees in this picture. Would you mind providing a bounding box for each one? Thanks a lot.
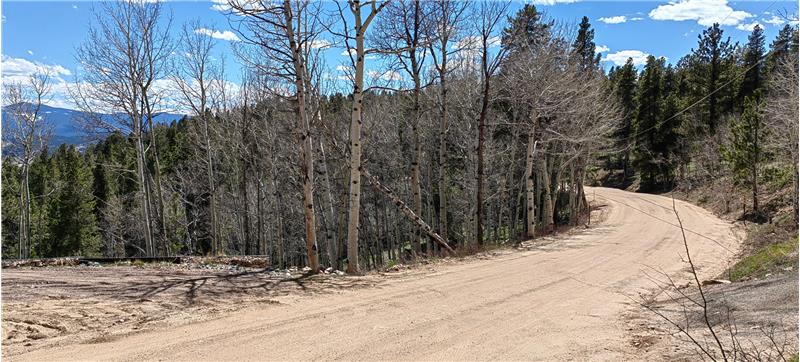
[3,70,53,259]
[5,0,623,270]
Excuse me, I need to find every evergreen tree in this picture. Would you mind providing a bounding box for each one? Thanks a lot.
[1,161,22,258]
[502,4,551,52]
[46,145,101,256]
[766,25,799,76]
[613,58,637,179]
[28,147,55,258]
[739,25,765,104]
[572,16,599,71]
[724,92,765,213]
[652,65,683,184]
[691,23,736,133]
[633,56,665,189]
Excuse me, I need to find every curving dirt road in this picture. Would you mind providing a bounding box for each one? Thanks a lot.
[14,187,742,361]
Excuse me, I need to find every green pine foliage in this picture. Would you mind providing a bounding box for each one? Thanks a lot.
[46,145,101,256]
[724,93,765,197]
[739,25,766,104]
[572,16,599,71]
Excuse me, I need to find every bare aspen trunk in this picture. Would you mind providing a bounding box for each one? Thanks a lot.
[257,172,264,255]
[240,161,251,255]
[317,135,337,269]
[346,5,366,274]
[19,164,30,258]
[134,132,155,256]
[525,128,537,238]
[142,95,168,255]
[569,164,577,225]
[411,93,423,254]
[475,77,490,246]
[283,0,319,271]
[437,69,449,247]
[203,114,219,256]
[540,156,554,232]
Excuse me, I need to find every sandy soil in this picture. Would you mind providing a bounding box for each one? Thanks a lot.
[4,187,744,361]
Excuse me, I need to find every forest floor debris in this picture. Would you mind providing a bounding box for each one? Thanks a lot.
[626,273,798,361]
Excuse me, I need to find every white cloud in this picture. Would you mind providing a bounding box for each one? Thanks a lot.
[309,39,331,49]
[649,0,752,27]
[335,65,352,72]
[339,47,376,60]
[194,27,241,42]
[601,50,649,66]
[596,45,610,53]
[736,21,762,31]
[2,55,71,78]
[529,0,578,5]
[630,17,644,21]
[210,0,230,12]
[367,70,403,82]
[26,50,34,56]
[763,15,785,25]
[1,55,74,108]
[599,16,627,24]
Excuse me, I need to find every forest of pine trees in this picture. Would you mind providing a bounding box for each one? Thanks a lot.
[2,1,798,274]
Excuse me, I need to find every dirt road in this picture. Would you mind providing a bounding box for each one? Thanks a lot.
[11,187,741,361]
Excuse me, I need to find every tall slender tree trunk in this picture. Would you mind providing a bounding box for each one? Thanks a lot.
[411,82,422,254]
[540,156,554,232]
[134,132,155,256]
[240,162,251,255]
[284,0,319,271]
[317,134,337,269]
[398,0,424,254]
[346,14,366,274]
[19,164,30,259]
[752,117,759,213]
[437,67,449,247]
[793,154,799,224]
[143,97,168,256]
[525,128,537,238]
[475,78,490,246]
[202,113,219,256]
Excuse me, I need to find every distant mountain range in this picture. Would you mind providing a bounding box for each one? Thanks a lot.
[2,104,185,148]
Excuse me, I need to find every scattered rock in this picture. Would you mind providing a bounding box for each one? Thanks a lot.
[701,279,731,286]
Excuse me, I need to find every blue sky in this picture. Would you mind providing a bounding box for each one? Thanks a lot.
[1,0,797,110]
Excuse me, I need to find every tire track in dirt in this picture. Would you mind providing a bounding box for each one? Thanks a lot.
[12,187,741,361]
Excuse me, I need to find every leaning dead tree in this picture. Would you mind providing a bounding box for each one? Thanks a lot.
[3,68,53,259]
[373,0,432,253]
[362,168,454,253]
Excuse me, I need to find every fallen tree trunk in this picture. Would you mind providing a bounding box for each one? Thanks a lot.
[361,167,455,254]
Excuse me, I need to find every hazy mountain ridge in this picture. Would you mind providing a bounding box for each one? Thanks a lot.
[1,104,185,148]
